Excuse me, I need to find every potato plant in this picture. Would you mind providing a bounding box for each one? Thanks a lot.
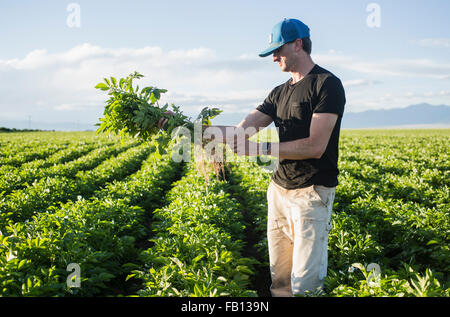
[0,136,181,296]
[222,129,449,297]
[130,162,257,297]
[0,129,448,297]
[95,71,222,144]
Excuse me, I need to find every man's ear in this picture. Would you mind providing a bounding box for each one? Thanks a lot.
[294,38,303,53]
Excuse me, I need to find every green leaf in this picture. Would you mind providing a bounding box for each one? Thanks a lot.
[192,254,205,264]
[125,274,136,281]
[95,83,109,91]
[18,259,27,269]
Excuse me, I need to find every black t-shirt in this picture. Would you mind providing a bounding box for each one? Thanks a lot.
[256,64,346,189]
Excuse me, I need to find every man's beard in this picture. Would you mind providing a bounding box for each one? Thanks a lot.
[279,56,298,72]
[280,60,292,72]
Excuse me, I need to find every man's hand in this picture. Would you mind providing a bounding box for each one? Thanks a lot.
[231,112,337,159]
[201,110,273,154]
[202,125,237,144]
[157,110,175,129]
[232,136,260,156]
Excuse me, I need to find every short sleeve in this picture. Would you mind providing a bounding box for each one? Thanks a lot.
[256,88,278,120]
[314,76,346,117]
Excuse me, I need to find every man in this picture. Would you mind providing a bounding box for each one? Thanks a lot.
[159,18,345,296]
[230,18,346,296]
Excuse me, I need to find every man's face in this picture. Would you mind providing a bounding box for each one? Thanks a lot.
[272,40,300,72]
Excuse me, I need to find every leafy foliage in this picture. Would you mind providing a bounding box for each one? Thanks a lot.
[131,163,257,297]
[0,129,448,297]
[95,71,222,142]
[228,129,449,297]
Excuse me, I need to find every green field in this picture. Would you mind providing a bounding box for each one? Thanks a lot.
[0,129,448,297]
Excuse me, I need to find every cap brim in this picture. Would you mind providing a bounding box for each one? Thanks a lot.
[259,43,284,57]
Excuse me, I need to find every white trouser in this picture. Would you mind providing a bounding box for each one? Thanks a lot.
[267,181,335,297]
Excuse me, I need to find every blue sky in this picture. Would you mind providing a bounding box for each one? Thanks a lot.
[0,0,449,127]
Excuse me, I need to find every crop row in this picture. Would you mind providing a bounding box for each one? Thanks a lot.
[0,142,149,232]
[0,130,447,297]
[218,145,449,297]
[0,132,110,167]
[329,131,448,296]
[0,142,71,167]
[0,137,182,296]
[129,161,258,297]
[0,139,123,195]
[226,158,273,296]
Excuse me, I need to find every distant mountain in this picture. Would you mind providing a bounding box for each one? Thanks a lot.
[0,120,96,131]
[1,103,448,131]
[341,103,450,129]
[212,103,450,129]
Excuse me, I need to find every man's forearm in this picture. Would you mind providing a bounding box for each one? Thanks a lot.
[266,137,322,160]
[267,113,338,160]
[203,109,273,144]
[237,109,273,131]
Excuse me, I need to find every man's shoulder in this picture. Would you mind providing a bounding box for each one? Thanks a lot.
[311,65,344,92]
[268,80,290,97]
[274,79,291,90]
[312,65,341,82]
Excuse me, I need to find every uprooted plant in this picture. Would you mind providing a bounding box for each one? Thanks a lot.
[95,71,226,179]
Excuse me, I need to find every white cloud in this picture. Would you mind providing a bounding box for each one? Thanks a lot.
[0,44,448,124]
[418,38,450,48]
[0,43,272,122]
[166,89,268,114]
[4,49,51,70]
[315,52,450,79]
[343,79,382,88]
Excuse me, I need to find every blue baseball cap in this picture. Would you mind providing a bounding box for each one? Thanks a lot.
[259,18,310,57]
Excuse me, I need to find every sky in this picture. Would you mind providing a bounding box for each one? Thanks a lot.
[0,0,449,128]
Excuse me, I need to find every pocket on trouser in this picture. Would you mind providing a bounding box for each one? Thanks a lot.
[267,216,296,297]
[309,186,335,281]
[296,217,326,241]
[318,210,333,280]
[268,217,293,243]
[291,200,333,292]
[312,185,335,209]
[318,227,330,281]
[291,217,328,295]
[292,217,327,267]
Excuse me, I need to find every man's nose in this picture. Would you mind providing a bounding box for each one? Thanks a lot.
[273,53,279,62]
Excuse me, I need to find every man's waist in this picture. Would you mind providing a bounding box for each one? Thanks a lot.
[272,168,339,190]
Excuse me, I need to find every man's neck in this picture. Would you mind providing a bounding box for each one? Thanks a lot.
[290,56,316,85]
